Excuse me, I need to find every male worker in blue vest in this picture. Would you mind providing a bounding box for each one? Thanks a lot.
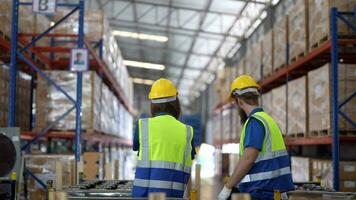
[218,75,294,200]
[132,78,195,198]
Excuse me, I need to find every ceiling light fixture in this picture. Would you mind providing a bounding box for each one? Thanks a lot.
[131,78,155,85]
[124,60,165,70]
[112,30,168,42]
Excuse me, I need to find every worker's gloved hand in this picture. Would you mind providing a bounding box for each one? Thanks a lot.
[218,185,232,200]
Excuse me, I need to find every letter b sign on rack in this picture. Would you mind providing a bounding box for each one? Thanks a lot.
[33,0,57,15]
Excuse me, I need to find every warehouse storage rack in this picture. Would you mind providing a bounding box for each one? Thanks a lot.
[1,0,135,191]
[213,8,356,191]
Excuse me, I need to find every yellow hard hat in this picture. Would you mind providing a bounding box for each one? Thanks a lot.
[149,78,178,101]
[230,75,260,96]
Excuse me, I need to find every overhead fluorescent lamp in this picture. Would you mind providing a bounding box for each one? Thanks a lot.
[131,78,155,85]
[124,60,165,70]
[112,30,168,42]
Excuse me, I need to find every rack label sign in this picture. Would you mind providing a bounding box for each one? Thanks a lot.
[33,0,57,15]
[70,48,89,72]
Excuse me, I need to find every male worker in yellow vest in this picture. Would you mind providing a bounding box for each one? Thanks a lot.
[132,78,195,198]
[218,75,294,200]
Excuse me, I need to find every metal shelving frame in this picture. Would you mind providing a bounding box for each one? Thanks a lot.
[5,0,134,191]
[213,7,356,191]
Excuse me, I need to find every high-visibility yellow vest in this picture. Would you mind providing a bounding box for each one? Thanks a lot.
[132,115,193,197]
[239,111,291,184]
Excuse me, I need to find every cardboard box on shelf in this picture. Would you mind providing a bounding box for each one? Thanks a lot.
[273,16,288,70]
[25,154,75,197]
[36,71,133,138]
[271,85,287,135]
[262,30,274,78]
[291,157,311,182]
[308,63,356,136]
[311,159,356,192]
[245,41,262,81]
[83,152,104,180]
[287,76,308,137]
[261,91,273,116]
[308,0,356,50]
[288,0,309,63]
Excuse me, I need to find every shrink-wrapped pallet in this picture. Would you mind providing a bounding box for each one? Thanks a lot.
[291,157,311,182]
[311,159,356,192]
[222,109,231,141]
[308,0,356,50]
[25,154,75,199]
[245,42,262,81]
[271,85,287,135]
[35,71,133,138]
[261,91,273,115]
[231,108,241,141]
[287,76,308,137]
[288,0,309,63]
[0,64,32,131]
[236,57,245,76]
[308,64,356,136]
[262,30,274,78]
[273,16,288,70]
[0,1,12,37]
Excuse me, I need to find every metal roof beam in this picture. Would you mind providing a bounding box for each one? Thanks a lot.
[106,0,238,16]
[110,23,224,41]
[116,40,222,58]
[176,0,213,86]
[192,3,249,91]
[229,0,269,4]
[109,18,242,38]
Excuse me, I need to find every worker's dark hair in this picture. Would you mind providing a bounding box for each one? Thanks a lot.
[234,92,260,106]
[151,98,181,119]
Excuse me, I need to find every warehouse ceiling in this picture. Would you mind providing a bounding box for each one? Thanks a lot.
[84,0,278,105]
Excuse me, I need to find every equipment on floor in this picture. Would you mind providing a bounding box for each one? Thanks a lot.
[0,128,22,200]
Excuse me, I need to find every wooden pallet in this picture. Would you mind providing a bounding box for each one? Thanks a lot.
[309,129,356,137]
[288,132,307,138]
[290,51,306,63]
[0,30,10,41]
[310,35,329,51]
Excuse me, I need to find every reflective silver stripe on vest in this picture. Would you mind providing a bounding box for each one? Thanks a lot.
[252,114,272,153]
[240,167,291,183]
[255,149,288,163]
[134,179,185,191]
[240,114,290,184]
[183,126,192,166]
[141,119,149,161]
[137,160,191,174]
[135,119,192,189]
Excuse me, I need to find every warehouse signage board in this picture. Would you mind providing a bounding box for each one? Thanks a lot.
[33,0,57,15]
[70,49,89,72]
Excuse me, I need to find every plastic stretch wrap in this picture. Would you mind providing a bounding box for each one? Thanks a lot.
[36,71,133,138]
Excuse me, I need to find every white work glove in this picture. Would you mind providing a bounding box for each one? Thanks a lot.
[218,185,232,200]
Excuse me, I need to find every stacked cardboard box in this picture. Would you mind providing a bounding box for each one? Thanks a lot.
[262,30,274,78]
[83,152,104,180]
[308,64,356,136]
[271,85,287,135]
[51,9,133,104]
[245,41,262,81]
[231,108,241,141]
[311,159,356,192]
[308,0,356,50]
[222,109,232,141]
[261,91,273,115]
[291,157,311,182]
[236,57,245,76]
[0,64,32,131]
[36,71,133,139]
[273,16,288,70]
[25,154,75,199]
[287,76,308,137]
[288,0,309,63]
